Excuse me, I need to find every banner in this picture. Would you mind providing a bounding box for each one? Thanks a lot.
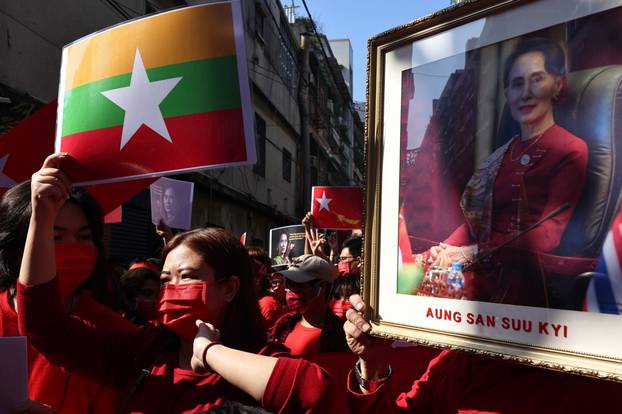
[55,1,255,185]
[150,177,194,230]
[310,186,363,229]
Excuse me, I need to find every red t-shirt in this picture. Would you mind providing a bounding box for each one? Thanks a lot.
[0,289,120,414]
[283,321,322,356]
[258,295,287,330]
[17,277,338,413]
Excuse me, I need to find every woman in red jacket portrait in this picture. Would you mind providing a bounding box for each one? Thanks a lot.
[428,37,588,305]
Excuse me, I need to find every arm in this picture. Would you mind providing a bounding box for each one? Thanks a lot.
[19,153,69,288]
[443,224,471,246]
[17,155,162,387]
[192,321,336,412]
[192,321,276,401]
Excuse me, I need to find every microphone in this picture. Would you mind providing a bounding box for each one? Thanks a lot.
[463,202,570,271]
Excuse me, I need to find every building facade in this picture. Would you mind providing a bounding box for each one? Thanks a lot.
[0,0,363,262]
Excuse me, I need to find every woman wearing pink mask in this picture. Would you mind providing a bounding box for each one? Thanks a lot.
[17,154,336,413]
[0,180,124,413]
[328,275,360,320]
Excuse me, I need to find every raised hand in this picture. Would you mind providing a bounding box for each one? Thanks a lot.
[30,153,72,223]
[156,219,174,245]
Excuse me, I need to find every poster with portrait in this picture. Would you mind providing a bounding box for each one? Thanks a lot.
[150,177,194,230]
[268,225,308,267]
[365,0,622,380]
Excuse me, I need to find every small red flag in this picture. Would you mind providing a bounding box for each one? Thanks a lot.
[104,206,123,224]
[310,186,363,230]
[240,232,247,246]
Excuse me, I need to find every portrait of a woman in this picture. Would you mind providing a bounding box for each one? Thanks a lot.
[272,231,294,266]
[429,37,589,304]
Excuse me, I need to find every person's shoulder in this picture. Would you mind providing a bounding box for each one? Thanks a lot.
[545,125,588,159]
[548,125,588,153]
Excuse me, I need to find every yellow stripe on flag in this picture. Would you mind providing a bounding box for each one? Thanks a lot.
[64,4,236,90]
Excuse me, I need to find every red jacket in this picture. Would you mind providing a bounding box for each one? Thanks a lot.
[17,277,338,413]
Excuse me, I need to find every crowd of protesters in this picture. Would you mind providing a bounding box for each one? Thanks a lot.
[1,152,621,414]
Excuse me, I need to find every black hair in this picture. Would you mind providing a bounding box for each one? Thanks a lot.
[162,228,267,353]
[0,181,107,298]
[330,274,360,300]
[247,246,272,298]
[503,37,567,89]
[120,259,161,302]
[342,236,363,258]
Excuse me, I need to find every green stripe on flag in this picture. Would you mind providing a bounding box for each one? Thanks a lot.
[62,56,241,136]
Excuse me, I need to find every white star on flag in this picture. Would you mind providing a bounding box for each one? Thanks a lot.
[316,191,332,212]
[0,154,16,188]
[101,48,182,150]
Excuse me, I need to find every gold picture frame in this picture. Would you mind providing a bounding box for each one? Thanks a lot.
[363,0,622,381]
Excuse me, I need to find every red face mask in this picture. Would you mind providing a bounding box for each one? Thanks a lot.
[337,260,352,276]
[329,299,354,320]
[158,282,216,341]
[55,243,97,299]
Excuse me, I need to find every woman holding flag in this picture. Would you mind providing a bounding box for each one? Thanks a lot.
[16,153,337,413]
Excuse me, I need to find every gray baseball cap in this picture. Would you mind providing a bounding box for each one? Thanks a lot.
[280,254,336,283]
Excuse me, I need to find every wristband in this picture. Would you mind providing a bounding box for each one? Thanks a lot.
[354,360,392,393]
[201,341,223,370]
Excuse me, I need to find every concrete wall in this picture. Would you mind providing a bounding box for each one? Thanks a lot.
[328,38,353,95]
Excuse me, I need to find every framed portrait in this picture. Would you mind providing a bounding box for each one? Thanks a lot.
[364,0,622,380]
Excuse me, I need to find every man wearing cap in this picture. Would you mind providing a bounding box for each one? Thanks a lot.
[270,254,349,356]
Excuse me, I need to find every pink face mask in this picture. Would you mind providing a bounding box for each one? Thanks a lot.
[329,299,354,320]
[337,260,351,276]
[158,282,216,341]
[54,243,97,299]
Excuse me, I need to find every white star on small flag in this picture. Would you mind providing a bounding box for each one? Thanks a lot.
[0,154,16,188]
[101,48,182,150]
[316,191,332,212]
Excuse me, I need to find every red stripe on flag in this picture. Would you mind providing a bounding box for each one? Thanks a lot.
[60,109,246,183]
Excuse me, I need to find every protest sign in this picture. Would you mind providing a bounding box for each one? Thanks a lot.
[150,177,194,230]
[310,186,363,229]
[55,1,255,185]
[269,225,307,266]
[0,337,27,414]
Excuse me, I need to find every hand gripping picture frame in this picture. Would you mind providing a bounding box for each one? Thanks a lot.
[364,0,622,381]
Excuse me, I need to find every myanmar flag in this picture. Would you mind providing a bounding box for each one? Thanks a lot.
[56,1,255,185]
